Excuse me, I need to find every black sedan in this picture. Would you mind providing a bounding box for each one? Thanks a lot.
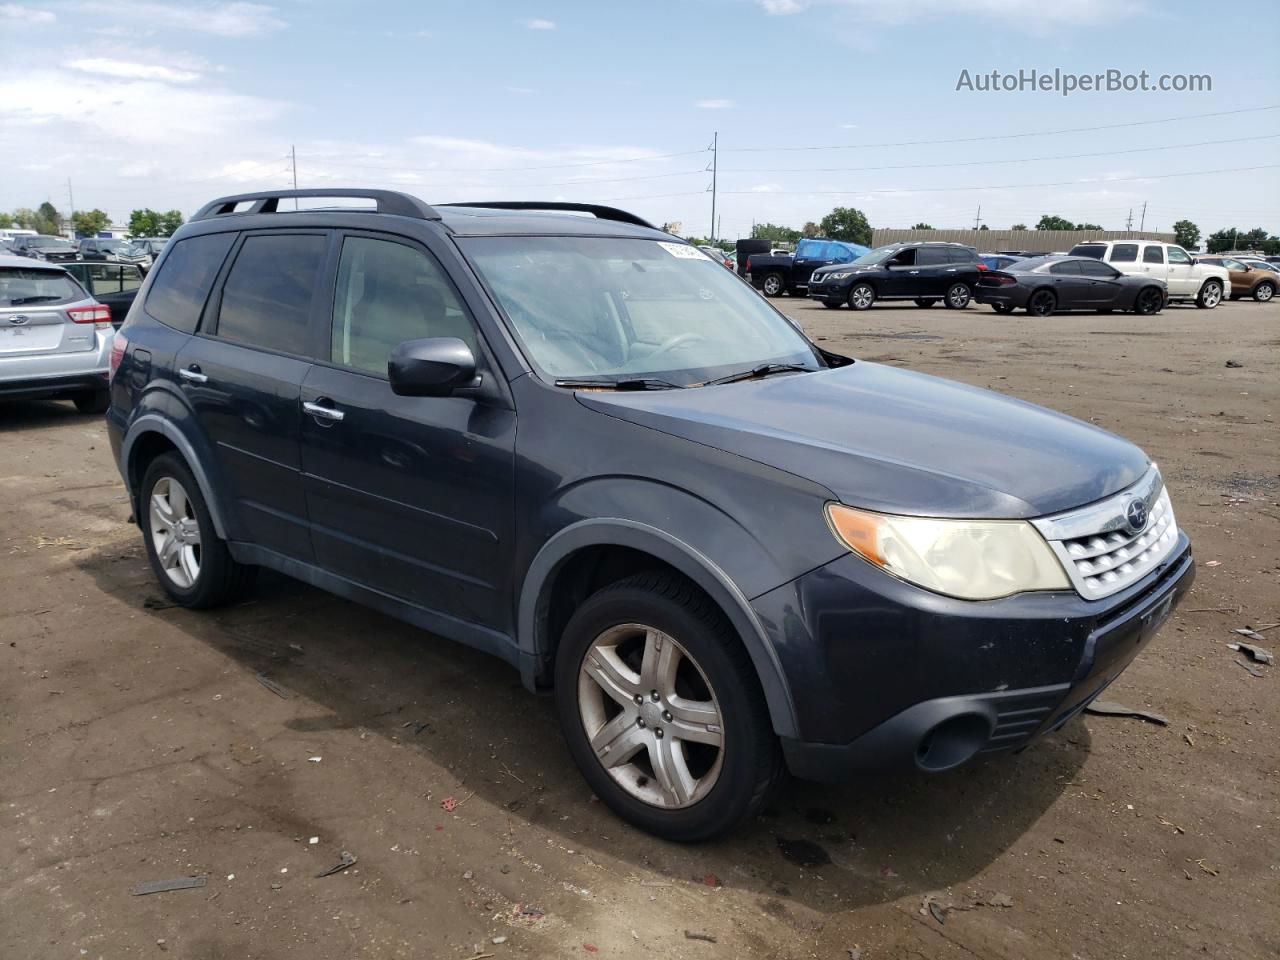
[975,255,1166,316]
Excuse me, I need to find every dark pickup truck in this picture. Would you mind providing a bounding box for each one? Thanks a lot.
[747,237,870,297]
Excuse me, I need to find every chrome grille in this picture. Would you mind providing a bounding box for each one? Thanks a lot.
[1032,468,1179,601]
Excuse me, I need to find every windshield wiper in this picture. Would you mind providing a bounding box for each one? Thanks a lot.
[702,363,815,387]
[554,377,685,391]
[8,295,62,305]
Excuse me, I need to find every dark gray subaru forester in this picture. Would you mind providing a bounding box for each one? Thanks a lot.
[107,190,1194,840]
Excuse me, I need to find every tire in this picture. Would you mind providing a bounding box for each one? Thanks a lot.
[990,302,1013,314]
[1195,279,1223,309]
[1027,289,1057,317]
[73,389,110,414]
[914,298,938,308]
[943,283,972,309]
[847,282,876,310]
[1133,286,1164,316]
[761,273,785,298]
[1254,281,1275,303]
[140,453,256,609]
[821,301,842,309]
[554,571,782,842]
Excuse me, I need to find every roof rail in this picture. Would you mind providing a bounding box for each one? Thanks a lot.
[437,201,657,230]
[191,189,440,222]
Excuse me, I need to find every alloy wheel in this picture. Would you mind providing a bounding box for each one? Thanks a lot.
[149,477,201,588]
[1256,283,1274,302]
[578,623,724,809]
[763,275,782,296]
[1201,282,1222,308]
[1028,291,1056,317]
[849,284,875,310]
[947,284,970,308]
[1136,287,1163,315]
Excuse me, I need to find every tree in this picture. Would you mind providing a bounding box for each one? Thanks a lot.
[910,222,934,230]
[1011,223,1027,231]
[128,208,184,237]
[818,206,872,246]
[978,224,989,231]
[157,210,185,236]
[1035,214,1076,231]
[10,208,39,229]
[802,221,819,237]
[72,208,110,237]
[1207,226,1280,254]
[0,212,12,228]
[35,202,62,235]
[1206,228,1238,253]
[1172,219,1200,249]
[1076,222,1102,231]
[750,222,801,244]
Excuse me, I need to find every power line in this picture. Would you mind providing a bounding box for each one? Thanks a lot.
[724,105,1280,153]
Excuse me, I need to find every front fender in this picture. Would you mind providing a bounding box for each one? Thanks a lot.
[517,517,801,739]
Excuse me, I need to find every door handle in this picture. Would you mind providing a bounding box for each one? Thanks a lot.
[945,268,957,272]
[178,366,208,384]
[302,400,345,422]
[909,270,919,274]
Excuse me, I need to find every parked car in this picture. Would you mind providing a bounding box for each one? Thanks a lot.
[130,237,170,271]
[809,241,983,310]
[1196,256,1276,302]
[107,189,1195,841]
[11,234,79,263]
[697,245,734,269]
[975,256,1167,316]
[0,254,114,411]
[1068,240,1229,308]
[62,261,145,326]
[980,254,1023,271]
[746,237,870,297]
[77,237,150,267]
[1240,257,1279,277]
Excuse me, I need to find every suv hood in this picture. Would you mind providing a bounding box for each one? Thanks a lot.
[577,362,1150,519]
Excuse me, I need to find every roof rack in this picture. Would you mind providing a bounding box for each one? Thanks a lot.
[191,189,440,222]
[437,201,656,230]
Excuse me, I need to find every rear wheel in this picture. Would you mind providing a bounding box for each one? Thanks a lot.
[141,453,256,608]
[821,301,842,309]
[1027,289,1057,317]
[990,302,1013,314]
[1133,286,1164,316]
[847,283,876,310]
[1254,281,1275,302]
[1195,279,1223,309]
[555,572,781,841]
[943,283,972,309]
[73,389,109,414]
[914,298,937,308]
[761,273,785,298]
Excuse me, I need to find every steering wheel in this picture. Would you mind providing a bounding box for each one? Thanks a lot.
[645,332,706,361]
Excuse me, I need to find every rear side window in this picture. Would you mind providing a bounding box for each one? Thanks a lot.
[0,267,83,306]
[216,234,327,355]
[1110,244,1139,263]
[1070,244,1106,259]
[1049,261,1081,275]
[1142,245,1164,264]
[916,247,947,266]
[145,233,236,333]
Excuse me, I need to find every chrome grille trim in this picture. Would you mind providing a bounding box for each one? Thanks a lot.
[1031,467,1179,601]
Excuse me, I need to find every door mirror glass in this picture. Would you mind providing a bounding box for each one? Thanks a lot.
[388,337,477,397]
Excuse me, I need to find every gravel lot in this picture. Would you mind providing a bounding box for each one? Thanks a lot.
[2,297,1276,960]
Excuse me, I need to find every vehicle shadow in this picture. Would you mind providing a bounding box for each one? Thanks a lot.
[75,545,1088,914]
[0,398,102,433]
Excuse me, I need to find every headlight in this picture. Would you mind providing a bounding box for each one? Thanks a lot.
[825,503,1070,600]
[826,271,852,280]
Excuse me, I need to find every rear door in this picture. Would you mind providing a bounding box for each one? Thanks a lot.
[1139,243,1168,287]
[175,230,330,561]
[1104,242,1140,279]
[1165,246,1197,296]
[1047,260,1089,307]
[913,246,951,295]
[298,231,516,631]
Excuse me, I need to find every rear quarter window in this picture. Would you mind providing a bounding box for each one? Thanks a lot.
[0,268,83,306]
[144,233,236,334]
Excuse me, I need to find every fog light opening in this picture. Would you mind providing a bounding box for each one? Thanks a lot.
[916,714,990,771]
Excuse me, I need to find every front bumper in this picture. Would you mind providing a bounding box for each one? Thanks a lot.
[754,535,1194,781]
[807,277,850,301]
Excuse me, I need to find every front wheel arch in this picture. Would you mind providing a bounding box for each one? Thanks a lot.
[518,519,800,739]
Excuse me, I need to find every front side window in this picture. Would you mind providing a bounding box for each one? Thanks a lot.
[460,236,821,386]
[1168,246,1192,265]
[1110,243,1139,263]
[144,232,236,333]
[216,234,326,354]
[330,236,477,377]
[1077,260,1119,278]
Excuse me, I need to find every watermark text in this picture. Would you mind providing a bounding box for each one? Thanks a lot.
[956,68,1211,96]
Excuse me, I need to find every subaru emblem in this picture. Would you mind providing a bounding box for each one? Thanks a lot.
[1124,498,1148,534]
[9,314,30,325]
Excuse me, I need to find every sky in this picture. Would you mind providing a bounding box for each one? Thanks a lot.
[1,0,1278,240]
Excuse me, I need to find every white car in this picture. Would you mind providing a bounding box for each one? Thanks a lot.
[1068,240,1230,308]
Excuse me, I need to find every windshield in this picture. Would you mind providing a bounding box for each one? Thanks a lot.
[850,243,901,266]
[0,268,83,306]
[461,236,822,386]
[28,236,73,248]
[97,239,135,252]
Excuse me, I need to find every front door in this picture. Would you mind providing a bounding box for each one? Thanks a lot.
[1076,258,1126,307]
[1047,260,1090,308]
[177,230,329,560]
[1166,246,1197,296]
[298,233,516,633]
[881,247,919,296]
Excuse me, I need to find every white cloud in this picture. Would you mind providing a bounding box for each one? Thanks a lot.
[68,57,201,83]
[506,86,536,96]
[694,98,734,109]
[523,18,555,30]
[1,3,55,23]
[756,0,1141,31]
[75,1,286,36]
[759,0,805,13]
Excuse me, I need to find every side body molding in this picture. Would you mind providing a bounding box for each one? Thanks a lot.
[517,518,800,739]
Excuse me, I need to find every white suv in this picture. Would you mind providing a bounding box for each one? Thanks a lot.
[1069,240,1229,309]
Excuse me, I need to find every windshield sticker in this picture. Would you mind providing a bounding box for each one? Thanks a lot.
[657,242,710,260]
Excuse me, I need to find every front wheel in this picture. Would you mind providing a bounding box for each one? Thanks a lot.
[555,572,781,841]
[1254,281,1275,302]
[1196,279,1223,309]
[1027,289,1057,317]
[914,298,938,308]
[141,453,256,608]
[760,273,785,298]
[1133,286,1165,316]
[943,283,972,309]
[847,283,876,310]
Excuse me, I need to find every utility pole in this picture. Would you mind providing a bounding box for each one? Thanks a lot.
[1125,208,1134,232]
[972,204,982,230]
[66,178,75,238]
[290,145,299,209]
[1139,201,1147,233]
[707,132,718,242]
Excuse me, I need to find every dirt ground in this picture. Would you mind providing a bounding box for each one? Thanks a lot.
[2,298,1277,960]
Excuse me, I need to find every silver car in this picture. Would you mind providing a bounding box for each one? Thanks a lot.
[0,254,115,413]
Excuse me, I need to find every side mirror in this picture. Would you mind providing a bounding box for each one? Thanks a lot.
[388,337,477,397]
